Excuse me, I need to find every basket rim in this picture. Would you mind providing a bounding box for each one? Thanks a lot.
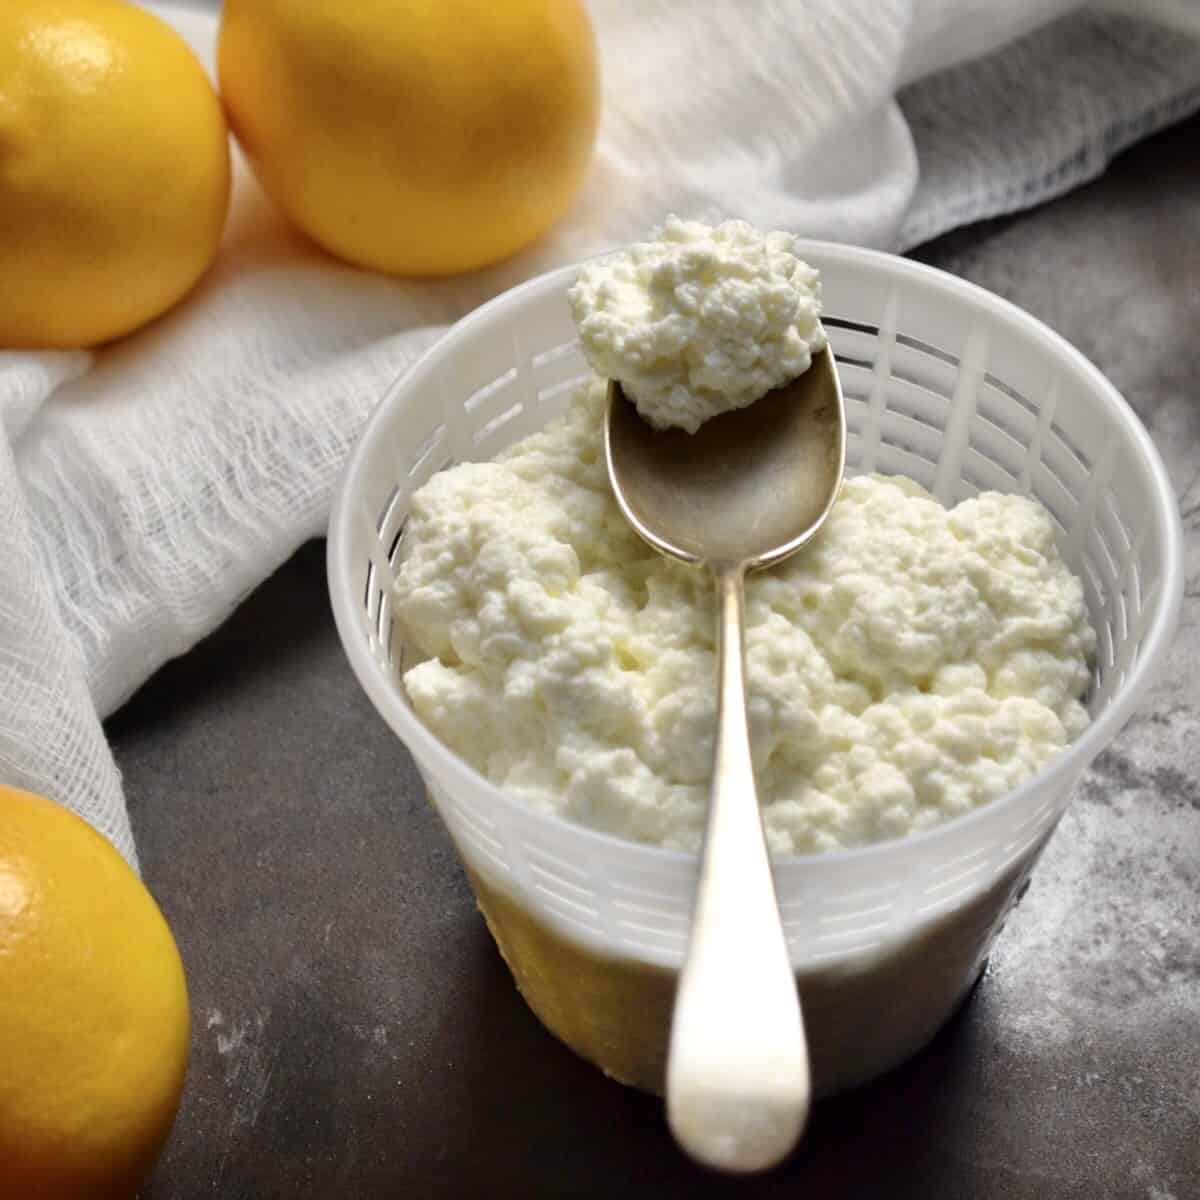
[327,240,1184,873]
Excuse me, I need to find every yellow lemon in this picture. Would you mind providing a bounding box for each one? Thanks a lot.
[0,0,230,349]
[218,0,599,276]
[0,786,190,1199]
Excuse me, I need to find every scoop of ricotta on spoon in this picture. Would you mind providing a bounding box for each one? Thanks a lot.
[568,216,827,434]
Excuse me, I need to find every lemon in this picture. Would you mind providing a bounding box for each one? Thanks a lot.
[0,786,190,1199]
[218,0,599,276]
[0,0,231,349]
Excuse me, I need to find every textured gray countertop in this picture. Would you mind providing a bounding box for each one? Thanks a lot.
[113,113,1200,1199]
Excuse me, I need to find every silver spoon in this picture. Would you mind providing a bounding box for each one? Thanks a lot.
[603,347,846,1173]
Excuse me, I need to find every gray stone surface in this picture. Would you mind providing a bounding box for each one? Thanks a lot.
[112,114,1200,1199]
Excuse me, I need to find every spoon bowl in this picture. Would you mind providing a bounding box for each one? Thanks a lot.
[604,346,846,1174]
[604,347,845,569]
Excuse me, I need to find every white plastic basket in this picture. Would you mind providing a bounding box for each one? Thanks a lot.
[328,243,1182,1094]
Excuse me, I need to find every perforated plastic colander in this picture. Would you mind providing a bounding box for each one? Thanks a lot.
[328,243,1182,1095]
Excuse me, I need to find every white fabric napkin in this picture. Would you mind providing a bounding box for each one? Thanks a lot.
[2,0,1198,868]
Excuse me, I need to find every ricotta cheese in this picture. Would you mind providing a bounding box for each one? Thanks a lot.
[568,216,826,433]
[393,382,1095,856]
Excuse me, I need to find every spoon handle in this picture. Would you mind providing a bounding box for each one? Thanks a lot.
[666,564,810,1173]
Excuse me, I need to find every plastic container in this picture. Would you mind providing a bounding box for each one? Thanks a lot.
[328,243,1183,1097]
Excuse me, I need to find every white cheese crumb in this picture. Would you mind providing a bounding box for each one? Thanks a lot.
[568,216,826,433]
[392,382,1095,856]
